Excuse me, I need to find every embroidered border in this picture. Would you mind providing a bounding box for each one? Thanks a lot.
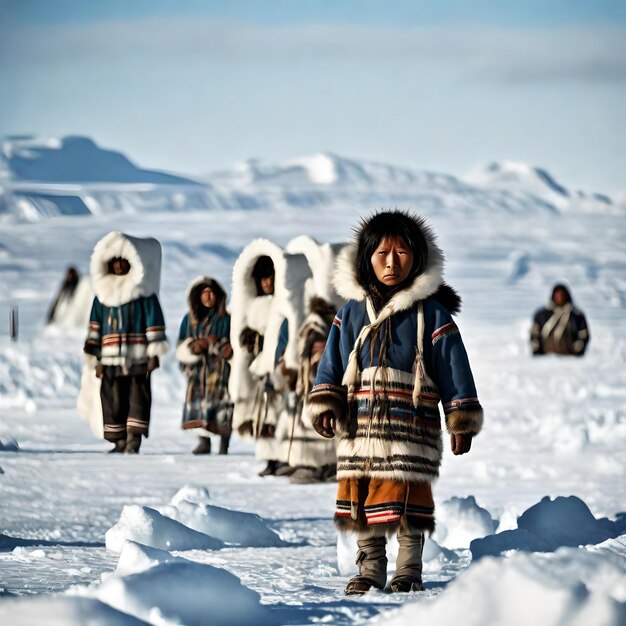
[432,322,459,345]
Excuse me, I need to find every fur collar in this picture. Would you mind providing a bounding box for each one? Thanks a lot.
[333,221,446,315]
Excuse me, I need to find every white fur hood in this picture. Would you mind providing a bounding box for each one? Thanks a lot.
[90,231,162,307]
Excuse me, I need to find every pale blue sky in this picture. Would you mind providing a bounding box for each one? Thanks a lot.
[1,1,625,192]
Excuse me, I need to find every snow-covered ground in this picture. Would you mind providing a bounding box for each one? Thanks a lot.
[0,149,625,625]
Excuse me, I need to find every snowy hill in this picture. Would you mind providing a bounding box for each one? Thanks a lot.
[1,138,621,222]
[1,136,198,185]
[465,161,618,214]
[206,152,621,217]
[0,136,224,221]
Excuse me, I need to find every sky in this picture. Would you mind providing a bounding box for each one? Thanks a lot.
[1,0,625,192]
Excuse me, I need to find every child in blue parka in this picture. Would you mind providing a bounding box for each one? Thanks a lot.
[307,211,483,595]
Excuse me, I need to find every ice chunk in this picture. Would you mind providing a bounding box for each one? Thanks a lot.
[105,505,223,553]
[115,540,186,577]
[433,496,495,549]
[160,500,287,547]
[96,560,277,626]
[170,484,211,506]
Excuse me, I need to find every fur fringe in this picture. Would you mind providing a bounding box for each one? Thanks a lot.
[445,407,484,436]
[334,513,435,536]
[146,340,169,358]
[308,384,348,434]
[176,338,201,365]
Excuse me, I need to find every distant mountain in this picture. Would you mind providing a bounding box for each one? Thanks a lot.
[209,152,460,189]
[206,152,620,217]
[0,138,620,222]
[0,136,224,221]
[1,135,199,185]
[464,161,615,213]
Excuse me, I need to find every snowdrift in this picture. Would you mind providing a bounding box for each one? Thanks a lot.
[105,504,224,553]
[96,559,277,626]
[471,496,626,560]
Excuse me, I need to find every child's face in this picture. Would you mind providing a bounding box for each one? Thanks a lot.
[260,274,275,295]
[111,258,131,275]
[200,287,217,309]
[552,288,568,307]
[370,236,413,287]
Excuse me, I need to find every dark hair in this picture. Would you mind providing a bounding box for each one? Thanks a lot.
[252,256,275,296]
[551,283,572,304]
[355,211,430,308]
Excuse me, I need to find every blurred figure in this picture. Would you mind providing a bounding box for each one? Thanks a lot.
[230,248,287,477]
[176,277,233,455]
[530,284,590,356]
[47,266,93,329]
[275,296,338,483]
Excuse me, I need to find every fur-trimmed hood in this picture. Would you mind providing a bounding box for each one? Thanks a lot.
[90,231,162,307]
[286,235,347,309]
[333,214,461,315]
[229,238,312,400]
[186,275,227,325]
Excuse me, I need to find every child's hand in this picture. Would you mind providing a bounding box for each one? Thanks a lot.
[95,363,104,379]
[450,433,472,455]
[315,411,336,439]
[193,338,210,352]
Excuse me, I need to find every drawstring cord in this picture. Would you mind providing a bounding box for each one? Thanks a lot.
[412,302,426,407]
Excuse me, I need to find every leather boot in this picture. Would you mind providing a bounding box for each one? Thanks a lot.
[390,530,424,592]
[258,460,278,477]
[108,439,126,454]
[345,536,387,595]
[124,432,142,454]
[218,435,230,455]
[192,436,211,455]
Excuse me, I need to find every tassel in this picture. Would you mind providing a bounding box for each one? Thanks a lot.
[350,478,359,521]
[341,299,396,401]
[342,345,361,396]
[412,353,426,407]
[412,302,426,408]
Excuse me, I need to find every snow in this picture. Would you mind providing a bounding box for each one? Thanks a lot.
[0,596,147,626]
[170,484,212,507]
[105,504,224,553]
[471,496,626,560]
[433,495,495,549]
[114,540,186,577]
[157,500,288,548]
[374,548,626,626]
[94,559,277,626]
[3,137,623,222]
[0,143,625,624]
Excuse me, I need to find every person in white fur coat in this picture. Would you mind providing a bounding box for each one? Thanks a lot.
[229,250,285,475]
[231,237,320,476]
[83,232,168,454]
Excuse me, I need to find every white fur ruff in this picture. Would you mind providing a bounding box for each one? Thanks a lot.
[90,231,162,307]
[175,338,201,365]
[286,235,347,308]
[229,239,312,400]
